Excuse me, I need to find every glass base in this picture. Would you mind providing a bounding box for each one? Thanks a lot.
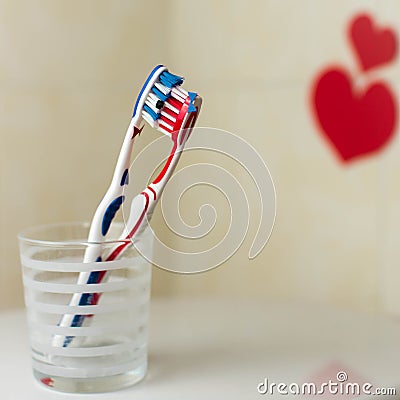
[33,362,147,393]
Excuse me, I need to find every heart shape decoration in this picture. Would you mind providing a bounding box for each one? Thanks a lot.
[349,13,398,71]
[312,67,397,162]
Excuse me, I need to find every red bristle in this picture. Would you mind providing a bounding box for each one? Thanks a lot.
[167,97,183,110]
[162,107,176,119]
[160,115,173,131]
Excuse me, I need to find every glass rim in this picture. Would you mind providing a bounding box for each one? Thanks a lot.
[17,221,132,247]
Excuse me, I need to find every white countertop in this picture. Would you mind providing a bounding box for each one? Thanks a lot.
[1,297,400,399]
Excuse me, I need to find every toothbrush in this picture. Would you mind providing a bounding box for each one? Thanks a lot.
[53,65,192,347]
[107,91,202,261]
[54,67,201,347]
[87,93,201,324]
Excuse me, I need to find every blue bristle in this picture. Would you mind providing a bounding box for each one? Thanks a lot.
[189,91,197,101]
[144,104,159,120]
[188,103,196,113]
[152,86,169,101]
[159,70,184,88]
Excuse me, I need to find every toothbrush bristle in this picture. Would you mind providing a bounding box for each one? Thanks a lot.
[159,71,184,88]
[142,112,155,127]
[161,108,176,122]
[140,68,189,135]
[167,97,183,110]
[151,86,169,101]
[143,104,159,121]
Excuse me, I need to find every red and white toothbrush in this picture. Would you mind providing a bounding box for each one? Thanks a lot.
[108,91,202,261]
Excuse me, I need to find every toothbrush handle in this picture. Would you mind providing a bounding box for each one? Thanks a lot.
[106,190,155,261]
[55,141,181,342]
[52,120,141,348]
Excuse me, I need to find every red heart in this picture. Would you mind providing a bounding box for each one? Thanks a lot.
[312,67,397,162]
[349,13,398,71]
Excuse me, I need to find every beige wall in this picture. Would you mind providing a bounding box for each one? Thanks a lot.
[2,0,170,308]
[2,1,400,314]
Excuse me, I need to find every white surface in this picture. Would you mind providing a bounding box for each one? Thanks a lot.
[1,297,400,399]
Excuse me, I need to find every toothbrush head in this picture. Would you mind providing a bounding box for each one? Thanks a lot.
[140,67,202,145]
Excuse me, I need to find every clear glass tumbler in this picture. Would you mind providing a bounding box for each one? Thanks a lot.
[18,222,152,393]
